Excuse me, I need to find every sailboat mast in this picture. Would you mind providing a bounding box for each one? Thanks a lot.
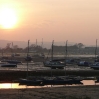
[41,38,43,48]
[27,40,30,78]
[65,40,68,77]
[65,40,68,60]
[95,39,98,59]
[51,40,54,60]
[51,40,54,78]
[36,39,37,46]
[12,42,13,53]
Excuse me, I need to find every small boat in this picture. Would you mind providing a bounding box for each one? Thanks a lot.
[42,79,68,85]
[32,53,45,58]
[43,59,65,69]
[43,40,65,69]
[19,78,44,86]
[95,76,99,83]
[24,56,32,61]
[1,63,17,67]
[90,62,99,70]
[77,61,90,66]
[1,60,22,64]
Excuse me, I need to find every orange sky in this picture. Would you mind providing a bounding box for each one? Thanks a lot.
[0,0,99,46]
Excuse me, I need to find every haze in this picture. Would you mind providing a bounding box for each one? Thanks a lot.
[0,0,99,46]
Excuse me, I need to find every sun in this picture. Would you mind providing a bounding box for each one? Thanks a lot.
[0,7,17,29]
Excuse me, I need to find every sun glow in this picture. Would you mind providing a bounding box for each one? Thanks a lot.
[0,7,18,29]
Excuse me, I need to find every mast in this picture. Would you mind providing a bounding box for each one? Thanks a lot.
[36,39,37,46]
[51,40,54,87]
[51,40,54,77]
[65,40,68,77]
[41,38,43,48]
[12,42,13,53]
[95,39,98,59]
[1,48,3,57]
[27,40,30,78]
[11,42,14,59]
[51,40,54,60]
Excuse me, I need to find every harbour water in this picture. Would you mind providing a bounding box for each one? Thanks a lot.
[0,61,97,89]
[0,62,92,71]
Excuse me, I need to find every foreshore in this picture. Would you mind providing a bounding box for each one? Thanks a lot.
[0,85,99,99]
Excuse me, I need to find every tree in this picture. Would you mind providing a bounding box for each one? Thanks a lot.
[77,43,84,49]
[6,43,11,49]
[13,45,18,49]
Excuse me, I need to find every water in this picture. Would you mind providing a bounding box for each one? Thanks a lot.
[0,62,95,89]
[0,62,92,71]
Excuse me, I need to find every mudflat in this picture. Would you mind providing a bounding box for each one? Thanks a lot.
[0,85,99,99]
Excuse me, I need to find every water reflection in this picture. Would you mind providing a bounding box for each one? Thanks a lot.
[81,80,95,85]
[0,83,26,89]
[0,80,98,89]
[0,83,52,89]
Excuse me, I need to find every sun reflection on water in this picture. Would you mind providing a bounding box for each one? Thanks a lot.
[0,80,98,89]
[0,83,26,89]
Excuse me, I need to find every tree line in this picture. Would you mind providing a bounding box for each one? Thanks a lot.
[0,43,98,55]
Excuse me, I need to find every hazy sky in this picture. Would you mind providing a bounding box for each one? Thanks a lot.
[0,0,99,45]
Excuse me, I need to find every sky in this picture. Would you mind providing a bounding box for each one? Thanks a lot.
[0,0,99,46]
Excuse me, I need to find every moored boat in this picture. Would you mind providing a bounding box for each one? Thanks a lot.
[43,59,65,69]
[77,61,90,66]
[19,78,44,86]
[90,62,99,70]
[18,76,83,86]
[1,60,22,64]
[1,63,17,67]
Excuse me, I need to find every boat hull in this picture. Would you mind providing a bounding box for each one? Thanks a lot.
[43,61,65,69]
[1,64,17,67]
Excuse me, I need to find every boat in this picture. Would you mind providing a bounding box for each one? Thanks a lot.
[43,40,66,69]
[24,55,32,61]
[32,53,45,58]
[19,78,44,86]
[1,60,22,64]
[77,61,90,66]
[95,76,99,83]
[19,76,83,86]
[1,63,17,67]
[43,59,65,69]
[42,78,70,85]
[90,62,99,70]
